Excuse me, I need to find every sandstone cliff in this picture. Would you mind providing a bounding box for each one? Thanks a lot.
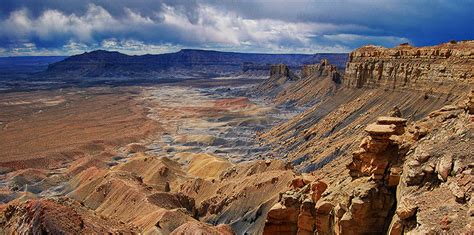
[344,41,474,93]
[274,59,342,106]
[254,64,300,97]
[260,41,474,234]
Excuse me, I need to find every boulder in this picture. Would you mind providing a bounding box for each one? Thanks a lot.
[396,199,418,220]
[310,181,327,203]
[436,154,453,182]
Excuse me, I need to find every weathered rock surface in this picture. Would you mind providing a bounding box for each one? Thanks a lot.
[254,64,300,97]
[263,94,473,234]
[344,41,474,92]
[273,59,342,106]
[0,198,138,234]
[390,104,473,234]
[263,176,325,234]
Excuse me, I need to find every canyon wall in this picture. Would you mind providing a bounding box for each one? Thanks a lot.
[261,41,474,234]
[344,41,474,93]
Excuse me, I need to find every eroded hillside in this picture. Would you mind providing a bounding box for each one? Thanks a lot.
[259,41,473,234]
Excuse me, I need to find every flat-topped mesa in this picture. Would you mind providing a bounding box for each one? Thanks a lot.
[344,40,474,92]
[269,64,299,82]
[347,116,407,180]
[301,59,338,79]
[254,64,300,97]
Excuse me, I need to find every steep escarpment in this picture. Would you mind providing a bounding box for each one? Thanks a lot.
[1,41,472,234]
[254,64,300,97]
[262,41,473,172]
[260,41,474,234]
[274,59,342,106]
[345,41,474,92]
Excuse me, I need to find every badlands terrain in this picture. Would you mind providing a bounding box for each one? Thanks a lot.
[0,40,473,234]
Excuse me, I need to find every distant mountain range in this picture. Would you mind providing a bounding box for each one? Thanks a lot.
[0,56,66,73]
[45,49,348,78]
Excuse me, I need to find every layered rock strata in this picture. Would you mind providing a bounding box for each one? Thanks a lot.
[273,59,342,106]
[263,177,327,234]
[344,41,474,93]
[254,64,300,97]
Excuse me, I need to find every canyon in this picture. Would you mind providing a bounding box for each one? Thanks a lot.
[0,40,473,234]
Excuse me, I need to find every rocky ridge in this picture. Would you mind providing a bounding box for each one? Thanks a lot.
[344,41,474,93]
[263,97,473,234]
[46,49,347,78]
[258,40,474,234]
[274,59,342,106]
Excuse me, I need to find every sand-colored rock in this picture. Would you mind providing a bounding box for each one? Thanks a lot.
[344,41,474,93]
[171,221,234,235]
[0,198,138,234]
[274,59,342,106]
[174,152,232,180]
[436,154,453,182]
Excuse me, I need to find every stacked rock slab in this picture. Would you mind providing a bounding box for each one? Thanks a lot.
[269,64,299,85]
[263,178,327,235]
[313,117,408,234]
[301,59,340,82]
[344,41,474,93]
[347,116,407,181]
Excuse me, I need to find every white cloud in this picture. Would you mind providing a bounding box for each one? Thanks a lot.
[0,2,414,55]
[0,4,149,44]
[160,4,365,51]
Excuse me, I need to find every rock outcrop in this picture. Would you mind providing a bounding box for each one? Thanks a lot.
[254,64,300,97]
[263,93,473,234]
[263,176,327,234]
[272,59,342,106]
[263,114,407,234]
[388,103,474,234]
[347,116,407,180]
[300,59,340,82]
[312,116,408,235]
[344,41,474,93]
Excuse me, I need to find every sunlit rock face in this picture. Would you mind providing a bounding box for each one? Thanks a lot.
[344,41,474,93]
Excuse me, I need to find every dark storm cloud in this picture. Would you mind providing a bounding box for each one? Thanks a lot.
[0,0,473,56]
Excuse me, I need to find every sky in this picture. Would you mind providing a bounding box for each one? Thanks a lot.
[0,0,473,56]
